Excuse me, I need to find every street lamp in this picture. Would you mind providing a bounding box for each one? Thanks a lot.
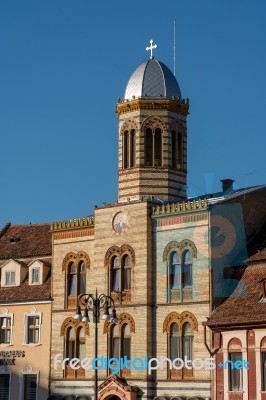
[74,289,118,400]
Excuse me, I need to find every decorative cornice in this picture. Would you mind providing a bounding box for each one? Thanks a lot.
[152,198,208,216]
[116,98,189,116]
[50,216,94,232]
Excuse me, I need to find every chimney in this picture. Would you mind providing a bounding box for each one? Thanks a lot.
[220,179,234,193]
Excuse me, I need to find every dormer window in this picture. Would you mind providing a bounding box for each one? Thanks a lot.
[5,271,15,286]
[260,279,266,301]
[32,268,40,284]
[28,260,50,285]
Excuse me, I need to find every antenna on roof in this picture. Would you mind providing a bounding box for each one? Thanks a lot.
[173,18,176,77]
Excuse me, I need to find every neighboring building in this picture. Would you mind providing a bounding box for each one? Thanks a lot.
[0,222,52,400]
[206,223,266,400]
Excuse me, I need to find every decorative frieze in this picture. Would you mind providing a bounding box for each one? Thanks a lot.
[50,216,94,232]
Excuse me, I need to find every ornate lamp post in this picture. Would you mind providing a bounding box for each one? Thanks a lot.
[74,290,118,400]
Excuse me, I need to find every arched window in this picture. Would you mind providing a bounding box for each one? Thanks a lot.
[170,323,181,360]
[111,256,120,292]
[170,252,181,289]
[111,255,131,293]
[154,128,162,166]
[122,324,131,359]
[77,326,85,360]
[172,130,177,169]
[122,255,131,290]
[261,337,266,391]
[130,130,135,167]
[177,132,183,171]
[68,262,76,295]
[64,252,90,309]
[183,322,193,360]
[166,242,195,302]
[62,318,89,379]
[183,250,192,287]
[111,323,131,360]
[164,313,196,380]
[228,338,243,391]
[144,127,162,167]
[145,128,153,166]
[123,131,128,168]
[111,324,120,359]
[122,129,136,169]
[105,245,134,304]
[78,261,86,294]
[66,327,75,360]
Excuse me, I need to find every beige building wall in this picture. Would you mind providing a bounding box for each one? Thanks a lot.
[0,302,51,400]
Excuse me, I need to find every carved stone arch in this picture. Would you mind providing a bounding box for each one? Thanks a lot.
[103,312,135,335]
[118,312,135,333]
[62,252,77,271]
[119,244,135,266]
[60,317,89,336]
[163,241,181,262]
[120,119,138,134]
[170,119,186,134]
[179,239,197,258]
[228,337,242,350]
[104,246,120,267]
[163,312,182,333]
[62,251,90,271]
[141,115,167,134]
[180,311,198,332]
[261,337,266,348]
[76,251,90,269]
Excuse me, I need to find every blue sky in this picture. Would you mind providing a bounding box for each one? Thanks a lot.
[0,1,265,226]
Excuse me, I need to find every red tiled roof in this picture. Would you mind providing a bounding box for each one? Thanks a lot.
[0,275,51,302]
[0,223,52,259]
[207,262,266,328]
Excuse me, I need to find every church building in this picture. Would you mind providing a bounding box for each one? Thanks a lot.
[1,41,265,400]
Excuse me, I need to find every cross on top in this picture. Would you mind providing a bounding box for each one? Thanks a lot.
[146,39,157,59]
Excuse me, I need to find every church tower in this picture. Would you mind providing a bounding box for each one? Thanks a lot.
[117,40,189,202]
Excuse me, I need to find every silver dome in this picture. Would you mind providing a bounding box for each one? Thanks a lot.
[124,59,181,100]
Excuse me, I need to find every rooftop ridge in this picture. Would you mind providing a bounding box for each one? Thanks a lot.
[50,215,94,231]
[152,198,208,216]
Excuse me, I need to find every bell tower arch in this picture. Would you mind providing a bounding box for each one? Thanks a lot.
[117,51,189,202]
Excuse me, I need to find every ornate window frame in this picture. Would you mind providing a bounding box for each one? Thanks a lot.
[170,119,186,172]
[60,317,89,379]
[163,311,198,380]
[24,308,42,347]
[62,251,90,309]
[141,116,166,167]
[103,313,135,378]
[104,245,135,304]
[227,338,243,392]
[0,309,13,347]
[120,119,138,169]
[163,240,197,303]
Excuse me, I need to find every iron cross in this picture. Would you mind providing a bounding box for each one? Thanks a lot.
[146,39,157,59]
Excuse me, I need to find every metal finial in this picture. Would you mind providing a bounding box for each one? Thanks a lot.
[146,39,157,59]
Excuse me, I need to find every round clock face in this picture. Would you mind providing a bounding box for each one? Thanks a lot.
[113,212,129,233]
